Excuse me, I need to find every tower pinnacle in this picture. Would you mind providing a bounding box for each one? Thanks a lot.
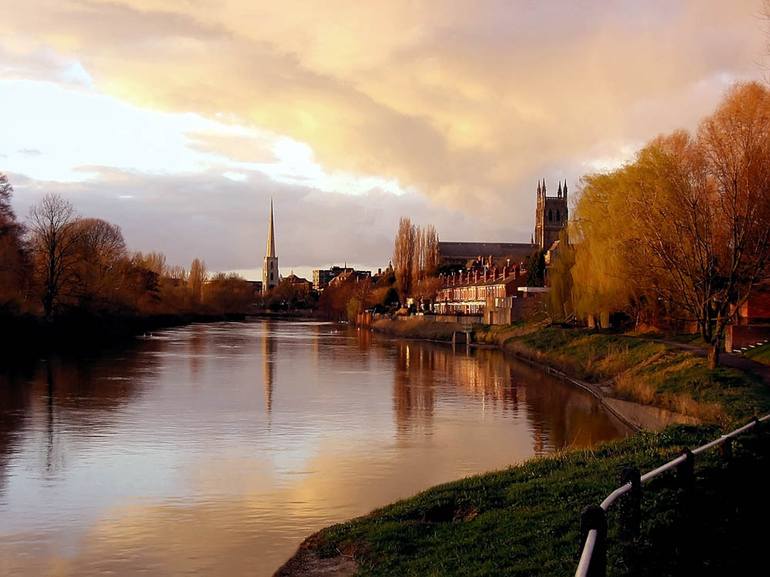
[266,198,276,258]
[262,198,279,293]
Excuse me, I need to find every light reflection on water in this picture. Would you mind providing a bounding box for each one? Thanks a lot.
[0,320,628,576]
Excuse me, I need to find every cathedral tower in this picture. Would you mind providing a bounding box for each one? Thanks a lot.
[262,199,279,293]
[534,179,568,250]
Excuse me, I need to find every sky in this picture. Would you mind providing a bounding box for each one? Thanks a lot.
[1,0,768,280]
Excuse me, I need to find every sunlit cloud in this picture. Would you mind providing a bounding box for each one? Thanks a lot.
[1,0,768,270]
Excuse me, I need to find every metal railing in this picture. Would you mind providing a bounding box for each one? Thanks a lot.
[575,413,770,577]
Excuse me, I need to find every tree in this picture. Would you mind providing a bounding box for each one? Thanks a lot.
[0,174,30,309]
[28,194,81,319]
[189,258,207,304]
[548,229,575,323]
[573,83,770,367]
[638,83,770,366]
[525,249,546,288]
[70,218,127,311]
[392,218,440,303]
[393,217,416,302]
[203,273,254,314]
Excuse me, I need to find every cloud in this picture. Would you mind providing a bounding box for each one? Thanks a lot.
[1,0,768,260]
[10,168,519,274]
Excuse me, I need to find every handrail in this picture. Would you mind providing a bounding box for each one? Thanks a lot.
[575,413,770,577]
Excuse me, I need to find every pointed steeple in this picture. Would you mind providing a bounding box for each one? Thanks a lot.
[563,181,568,198]
[266,198,276,258]
[558,181,563,197]
[542,178,546,195]
[537,180,542,195]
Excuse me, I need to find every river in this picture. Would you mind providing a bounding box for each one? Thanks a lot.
[0,320,627,576]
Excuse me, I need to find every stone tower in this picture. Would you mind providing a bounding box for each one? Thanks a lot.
[534,179,568,250]
[262,199,279,293]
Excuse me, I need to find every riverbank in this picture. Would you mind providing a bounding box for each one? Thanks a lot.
[0,311,246,359]
[275,319,770,576]
[374,319,770,426]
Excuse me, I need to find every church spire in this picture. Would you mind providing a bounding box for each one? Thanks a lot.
[266,198,276,258]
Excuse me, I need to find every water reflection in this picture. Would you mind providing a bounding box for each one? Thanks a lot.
[263,321,275,415]
[0,321,628,577]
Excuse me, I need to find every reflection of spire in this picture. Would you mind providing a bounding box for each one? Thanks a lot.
[262,322,275,415]
[266,198,276,258]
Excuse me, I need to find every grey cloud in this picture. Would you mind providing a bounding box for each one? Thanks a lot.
[10,169,533,273]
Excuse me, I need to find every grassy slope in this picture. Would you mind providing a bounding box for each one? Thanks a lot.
[493,327,769,424]
[315,426,770,577]
[301,324,770,576]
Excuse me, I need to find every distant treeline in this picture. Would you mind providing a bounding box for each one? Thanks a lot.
[0,183,256,335]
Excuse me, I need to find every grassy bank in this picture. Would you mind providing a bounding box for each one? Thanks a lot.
[305,424,769,577]
[374,319,770,424]
[498,327,769,424]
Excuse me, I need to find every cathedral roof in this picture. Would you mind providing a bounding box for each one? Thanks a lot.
[438,241,536,261]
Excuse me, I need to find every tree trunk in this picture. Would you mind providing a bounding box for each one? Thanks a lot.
[708,341,720,369]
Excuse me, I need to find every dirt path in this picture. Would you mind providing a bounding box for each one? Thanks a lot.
[644,337,770,386]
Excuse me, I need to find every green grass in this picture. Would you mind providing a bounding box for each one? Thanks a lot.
[502,327,770,423]
[313,426,770,576]
[744,342,770,366]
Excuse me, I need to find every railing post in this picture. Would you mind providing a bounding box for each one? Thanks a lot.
[677,448,695,494]
[676,447,695,564]
[619,466,641,539]
[719,438,732,462]
[580,504,607,577]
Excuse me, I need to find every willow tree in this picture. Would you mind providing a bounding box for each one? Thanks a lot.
[571,171,642,328]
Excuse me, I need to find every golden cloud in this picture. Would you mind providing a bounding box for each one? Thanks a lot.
[2,0,767,227]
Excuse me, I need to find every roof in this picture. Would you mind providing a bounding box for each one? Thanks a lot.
[438,272,526,289]
[438,242,536,261]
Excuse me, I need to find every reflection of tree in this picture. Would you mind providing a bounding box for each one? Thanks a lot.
[388,340,626,454]
[0,364,35,496]
[0,339,163,491]
[393,343,436,437]
[187,324,207,379]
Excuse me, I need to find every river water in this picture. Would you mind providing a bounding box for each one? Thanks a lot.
[0,320,627,576]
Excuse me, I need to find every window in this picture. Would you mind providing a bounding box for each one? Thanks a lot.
[556,209,560,221]
[548,209,553,222]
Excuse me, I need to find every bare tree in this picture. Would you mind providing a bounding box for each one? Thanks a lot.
[624,84,770,366]
[28,194,81,319]
[393,217,416,302]
[189,258,207,304]
[69,218,127,310]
